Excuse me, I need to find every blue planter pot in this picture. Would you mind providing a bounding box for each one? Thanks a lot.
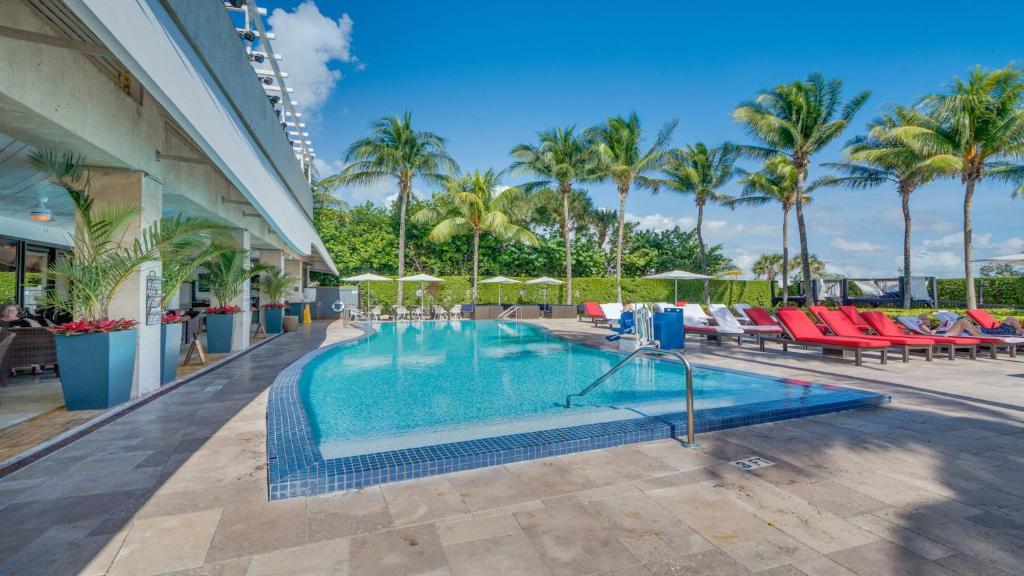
[160,322,183,384]
[206,313,235,353]
[288,302,305,323]
[55,329,136,410]
[264,307,284,334]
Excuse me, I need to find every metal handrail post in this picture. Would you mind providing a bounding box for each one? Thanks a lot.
[564,346,698,448]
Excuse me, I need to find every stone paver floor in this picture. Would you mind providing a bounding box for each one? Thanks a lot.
[1,319,1023,575]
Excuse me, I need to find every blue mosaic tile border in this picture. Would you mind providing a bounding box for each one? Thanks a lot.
[267,323,890,500]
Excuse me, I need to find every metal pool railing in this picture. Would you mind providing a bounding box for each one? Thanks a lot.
[563,346,698,448]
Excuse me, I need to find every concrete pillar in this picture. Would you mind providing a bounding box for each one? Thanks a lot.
[257,249,285,326]
[284,257,304,307]
[232,229,251,351]
[90,171,162,397]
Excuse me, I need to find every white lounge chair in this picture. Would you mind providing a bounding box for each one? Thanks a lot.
[394,306,410,321]
[599,303,623,323]
[682,303,743,345]
[368,305,382,321]
[709,304,782,338]
[432,305,448,319]
[732,303,754,324]
[449,305,462,319]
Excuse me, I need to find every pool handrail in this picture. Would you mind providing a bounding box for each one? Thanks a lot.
[564,346,698,448]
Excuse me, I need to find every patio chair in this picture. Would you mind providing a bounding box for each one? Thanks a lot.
[394,306,410,321]
[432,305,448,320]
[745,307,780,327]
[449,305,461,319]
[708,304,781,343]
[0,330,16,387]
[839,305,872,331]
[817,309,934,362]
[368,305,382,321]
[582,301,608,326]
[897,315,1019,359]
[682,303,744,345]
[966,309,1006,330]
[0,324,58,374]
[861,311,977,360]
[732,303,754,324]
[599,303,623,324]
[768,308,891,366]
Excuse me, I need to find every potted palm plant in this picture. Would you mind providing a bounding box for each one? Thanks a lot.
[33,150,223,409]
[260,266,296,334]
[158,221,230,383]
[205,249,268,353]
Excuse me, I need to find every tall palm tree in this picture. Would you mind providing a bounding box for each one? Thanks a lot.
[659,143,740,304]
[324,112,458,303]
[732,156,807,305]
[411,170,537,303]
[733,74,870,305]
[509,126,598,303]
[586,113,678,302]
[886,65,1024,309]
[822,106,942,308]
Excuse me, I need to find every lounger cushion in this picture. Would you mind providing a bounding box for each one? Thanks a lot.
[583,301,605,318]
[746,307,779,326]
[966,309,1000,330]
[861,312,976,345]
[839,305,871,328]
[819,310,934,345]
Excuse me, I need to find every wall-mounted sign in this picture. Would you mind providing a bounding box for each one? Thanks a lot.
[145,271,163,325]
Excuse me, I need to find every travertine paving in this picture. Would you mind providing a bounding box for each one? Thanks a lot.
[1,318,1023,575]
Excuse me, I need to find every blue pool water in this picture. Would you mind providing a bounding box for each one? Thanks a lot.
[300,321,842,457]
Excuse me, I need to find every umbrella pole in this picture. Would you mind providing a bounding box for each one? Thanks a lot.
[674,280,678,303]
[498,285,502,306]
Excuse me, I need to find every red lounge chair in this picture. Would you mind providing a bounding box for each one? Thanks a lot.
[818,310,934,362]
[769,308,891,366]
[582,301,608,326]
[807,305,833,333]
[966,309,1001,330]
[860,311,978,360]
[839,305,872,330]
[675,301,688,307]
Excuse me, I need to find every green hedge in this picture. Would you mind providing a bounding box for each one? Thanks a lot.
[936,277,1024,307]
[310,273,772,309]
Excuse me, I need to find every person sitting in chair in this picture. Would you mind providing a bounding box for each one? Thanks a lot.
[605,302,636,341]
[916,312,1022,337]
[1,304,43,375]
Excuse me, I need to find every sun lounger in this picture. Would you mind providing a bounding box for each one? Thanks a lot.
[966,309,1006,330]
[897,316,1020,358]
[681,304,744,345]
[745,307,779,327]
[732,303,754,324]
[769,308,891,366]
[861,311,977,360]
[708,304,782,341]
[817,309,934,362]
[582,301,607,326]
[839,305,871,330]
[600,303,623,323]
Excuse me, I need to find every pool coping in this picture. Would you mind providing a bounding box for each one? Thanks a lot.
[266,321,891,500]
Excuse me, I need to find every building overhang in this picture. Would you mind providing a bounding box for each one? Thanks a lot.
[64,0,338,275]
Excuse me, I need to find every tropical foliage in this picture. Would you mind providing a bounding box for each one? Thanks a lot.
[205,249,270,310]
[412,170,537,302]
[260,266,297,306]
[733,73,870,305]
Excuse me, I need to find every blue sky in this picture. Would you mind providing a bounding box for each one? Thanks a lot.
[264,1,1024,278]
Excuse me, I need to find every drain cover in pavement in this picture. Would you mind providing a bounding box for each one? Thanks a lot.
[729,456,775,471]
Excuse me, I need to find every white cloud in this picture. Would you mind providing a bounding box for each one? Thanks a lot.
[267,2,357,116]
[830,237,885,253]
[626,212,696,232]
[922,231,991,249]
[906,249,962,272]
[312,157,345,177]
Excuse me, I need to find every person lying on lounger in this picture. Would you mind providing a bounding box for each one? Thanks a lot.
[916,313,1023,337]
[605,302,636,341]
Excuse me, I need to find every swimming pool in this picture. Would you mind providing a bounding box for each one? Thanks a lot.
[267,321,888,499]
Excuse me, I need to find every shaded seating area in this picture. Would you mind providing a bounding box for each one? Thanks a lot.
[770,277,937,308]
[0,323,58,378]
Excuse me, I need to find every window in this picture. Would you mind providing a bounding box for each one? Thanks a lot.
[22,245,53,314]
[0,239,17,305]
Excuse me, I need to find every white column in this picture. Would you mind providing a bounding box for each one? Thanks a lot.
[232,229,251,351]
[284,257,304,305]
[257,249,285,326]
[90,171,162,397]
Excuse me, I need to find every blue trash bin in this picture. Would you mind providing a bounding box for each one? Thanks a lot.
[653,308,684,349]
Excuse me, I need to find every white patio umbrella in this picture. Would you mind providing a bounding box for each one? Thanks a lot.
[974,253,1024,264]
[524,276,565,305]
[644,269,712,302]
[479,275,521,305]
[397,273,444,312]
[341,273,392,310]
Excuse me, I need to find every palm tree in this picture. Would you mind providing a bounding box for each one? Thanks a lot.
[509,126,598,304]
[586,113,678,302]
[732,156,807,305]
[752,253,784,282]
[411,170,537,303]
[659,143,740,304]
[821,106,942,308]
[206,249,271,309]
[733,74,870,305]
[587,207,618,249]
[324,112,457,303]
[886,65,1024,309]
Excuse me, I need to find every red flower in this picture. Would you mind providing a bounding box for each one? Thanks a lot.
[262,302,288,309]
[207,305,241,315]
[50,318,138,335]
[161,311,185,324]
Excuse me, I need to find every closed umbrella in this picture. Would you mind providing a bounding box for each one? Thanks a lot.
[341,273,392,311]
[397,273,444,312]
[479,276,521,306]
[974,253,1024,264]
[524,276,565,305]
[644,269,712,303]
